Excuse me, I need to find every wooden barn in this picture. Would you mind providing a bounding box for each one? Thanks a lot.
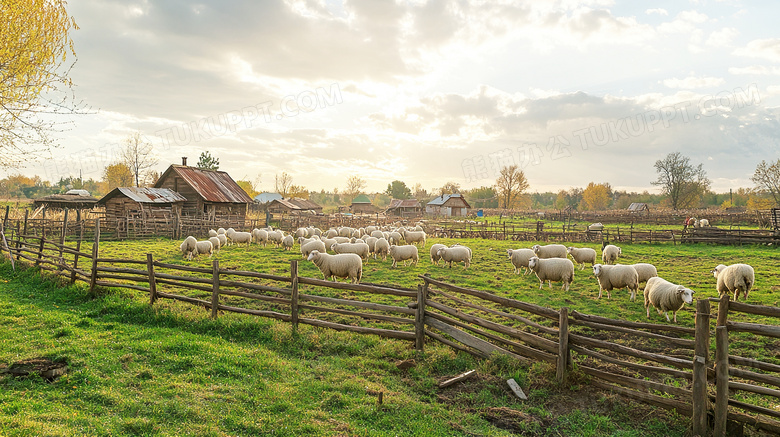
[154,160,253,221]
[426,193,471,217]
[386,199,422,217]
[267,197,323,215]
[97,187,187,220]
[350,194,379,214]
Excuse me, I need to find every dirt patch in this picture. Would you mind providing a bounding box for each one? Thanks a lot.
[1,357,68,381]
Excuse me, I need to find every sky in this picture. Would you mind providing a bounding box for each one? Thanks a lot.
[18,0,780,195]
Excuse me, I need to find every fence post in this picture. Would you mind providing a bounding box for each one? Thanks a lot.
[70,211,84,284]
[147,253,158,305]
[692,299,711,436]
[717,295,729,328]
[211,259,219,319]
[415,282,428,351]
[89,218,100,294]
[35,234,45,267]
[290,260,299,329]
[58,208,69,271]
[714,325,729,437]
[2,205,8,231]
[557,307,570,384]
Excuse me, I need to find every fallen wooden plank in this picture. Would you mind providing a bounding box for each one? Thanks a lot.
[507,378,527,400]
[439,369,476,388]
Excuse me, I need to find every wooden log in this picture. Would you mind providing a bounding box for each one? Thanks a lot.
[717,294,729,327]
[298,294,415,315]
[211,259,219,319]
[89,219,100,294]
[217,268,291,283]
[729,381,780,399]
[298,276,416,298]
[714,326,729,437]
[439,370,476,388]
[154,278,213,293]
[298,317,415,341]
[35,236,45,267]
[729,366,780,389]
[70,216,85,284]
[213,304,292,321]
[58,209,68,270]
[568,333,693,369]
[590,380,693,417]
[154,272,213,285]
[425,329,483,358]
[692,299,711,437]
[727,321,780,338]
[729,300,780,318]
[93,280,149,293]
[425,316,526,361]
[95,266,150,275]
[153,261,213,274]
[216,279,291,296]
[290,260,299,328]
[95,272,149,283]
[155,291,212,307]
[415,284,426,351]
[96,257,148,265]
[297,304,414,325]
[557,307,569,384]
[580,365,692,398]
[570,344,693,380]
[721,397,780,421]
[215,288,291,305]
[729,355,780,373]
[570,310,696,335]
[571,318,695,348]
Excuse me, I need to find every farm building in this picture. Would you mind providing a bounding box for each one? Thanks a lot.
[153,160,253,221]
[350,194,379,214]
[97,187,187,221]
[32,192,98,217]
[627,203,650,214]
[426,193,471,217]
[267,197,323,215]
[386,199,422,217]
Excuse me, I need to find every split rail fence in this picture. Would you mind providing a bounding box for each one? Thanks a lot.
[3,220,780,435]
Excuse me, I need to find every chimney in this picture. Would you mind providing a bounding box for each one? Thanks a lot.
[182,157,187,166]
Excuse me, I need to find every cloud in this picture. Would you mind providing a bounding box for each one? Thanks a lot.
[663,75,726,89]
[645,8,668,16]
[733,38,780,63]
[728,65,780,75]
[706,27,739,47]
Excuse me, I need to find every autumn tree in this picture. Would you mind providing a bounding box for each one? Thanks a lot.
[236,180,259,199]
[439,181,461,195]
[412,183,428,200]
[466,186,498,208]
[121,132,159,187]
[385,180,411,199]
[344,175,367,204]
[197,151,219,170]
[288,185,309,199]
[1,0,83,167]
[274,172,293,197]
[652,152,710,210]
[554,188,583,210]
[495,165,529,209]
[103,162,134,190]
[751,159,780,207]
[581,182,612,211]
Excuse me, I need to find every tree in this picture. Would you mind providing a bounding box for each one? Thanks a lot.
[439,181,461,195]
[120,132,159,187]
[274,172,293,197]
[196,151,220,170]
[236,180,259,199]
[103,162,134,190]
[1,0,83,167]
[287,185,309,199]
[412,183,428,200]
[344,175,367,203]
[385,180,411,199]
[466,186,498,208]
[751,159,780,207]
[555,188,582,210]
[651,152,710,210]
[581,182,612,211]
[494,165,529,209]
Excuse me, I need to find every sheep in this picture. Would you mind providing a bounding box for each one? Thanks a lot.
[294,227,308,239]
[587,222,604,232]
[331,241,371,260]
[507,248,535,275]
[531,244,568,259]
[697,218,710,227]
[208,229,218,238]
[388,231,403,245]
[528,256,575,291]
[252,228,268,246]
[430,243,447,265]
[644,277,695,323]
[436,245,472,269]
[195,240,214,258]
[711,263,755,301]
[630,263,658,286]
[338,227,353,238]
[208,236,221,253]
[282,235,294,251]
[566,246,597,270]
[389,244,419,268]
[592,264,639,301]
[321,238,338,252]
[267,230,285,248]
[216,234,227,248]
[307,250,362,284]
[374,237,390,261]
[325,229,339,239]
[402,230,426,247]
[601,244,621,265]
[333,236,351,244]
[227,229,252,246]
[217,227,226,235]
[179,236,198,261]
[370,230,384,239]
[365,225,378,234]
[364,236,379,258]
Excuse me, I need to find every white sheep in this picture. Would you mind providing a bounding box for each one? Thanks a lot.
[389,244,419,268]
[338,227,353,238]
[388,231,403,245]
[208,229,218,238]
[531,244,568,259]
[217,227,226,235]
[374,237,390,261]
[644,277,695,323]
[697,218,710,227]
[325,229,339,239]
[402,230,426,247]
[711,263,755,301]
[601,244,621,265]
[587,223,604,232]
[179,236,198,261]
[300,239,327,259]
[507,248,535,275]
[282,235,294,251]
[364,236,379,258]
[566,247,597,270]
[216,234,227,248]
[307,250,362,284]
[437,245,472,269]
[592,264,639,301]
[227,229,252,246]
[528,256,575,291]
[267,230,285,248]
[208,236,221,253]
[630,263,658,286]
[331,242,371,260]
[333,236,351,244]
[430,243,447,265]
[370,230,384,239]
[252,228,268,246]
[320,238,338,252]
[195,240,214,258]
[294,227,308,239]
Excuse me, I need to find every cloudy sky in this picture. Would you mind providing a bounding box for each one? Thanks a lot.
[22,0,780,194]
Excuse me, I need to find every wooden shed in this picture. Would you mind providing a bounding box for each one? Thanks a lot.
[386,199,422,217]
[268,197,323,215]
[153,161,252,221]
[426,194,471,217]
[627,203,650,214]
[97,187,187,221]
[350,194,378,214]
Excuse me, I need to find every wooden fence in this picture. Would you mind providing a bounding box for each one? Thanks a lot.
[3,222,780,435]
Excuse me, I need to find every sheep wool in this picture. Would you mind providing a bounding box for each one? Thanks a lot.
[531,244,568,259]
[630,263,658,285]
[644,277,695,323]
[507,248,536,275]
[389,244,419,268]
[300,239,327,258]
[593,264,638,300]
[229,230,253,246]
[430,244,447,265]
[528,256,575,291]
[331,242,371,260]
[208,236,221,253]
[252,229,268,246]
[601,244,621,265]
[436,245,472,269]
[711,263,755,301]
[307,250,362,284]
[179,236,198,261]
[566,247,597,270]
[402,230,427,247]
[208,229,218,238]
[195,240,214,258]
[374,237,390,261]
[282,235,294,251]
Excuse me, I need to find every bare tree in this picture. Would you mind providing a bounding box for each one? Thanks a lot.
[121,132,159,187]
[343,175,367,203]
[751,159,780,207]
[494,165,529,209]
[439,181,461,196]
[651,152,710,210]
[275,172,293,198]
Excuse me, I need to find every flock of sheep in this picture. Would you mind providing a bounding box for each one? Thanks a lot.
[177,222,754,325]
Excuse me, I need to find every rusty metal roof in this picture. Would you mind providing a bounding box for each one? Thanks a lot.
[98,187,187,205]
[33,194,99,209]
[155,165,253,204]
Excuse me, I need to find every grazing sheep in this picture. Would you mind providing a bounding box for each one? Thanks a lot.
[374,237,390,261]
[388,231,403,245]
[208,236,221,253]
[227,229,252,246]
[216,234,227,248]
[592,264,639,301]
[331,242,371,260]
[217,227,226,235]
[307,250,362,284]
[320,238,338,253]
[436,245,472,269]
[531,244,568,259]
[294,227,308,239]
[364,236,379,258]
[195,240,214,258]
[644,277,695,323]
[267,230,285,248]
[389,244,419,268]
[430,244,447,265]
[325,228,339,239]
[601,244,621,265]
[300,239,327,258]
[528,256,575,291]
[333,236,351,244]
[365,225,378,235]
[566,247,597,270]
[252,228,269,246]
[402,230,427,247]
[338,227,353,238]
[282,235,294,251]
[711,263,755,301]
[587,223,604,231]
[507,248,536,275]
[630,263,658,286]
[179,236,198,261]
[370,230,384,239]
[208,229,218,238]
